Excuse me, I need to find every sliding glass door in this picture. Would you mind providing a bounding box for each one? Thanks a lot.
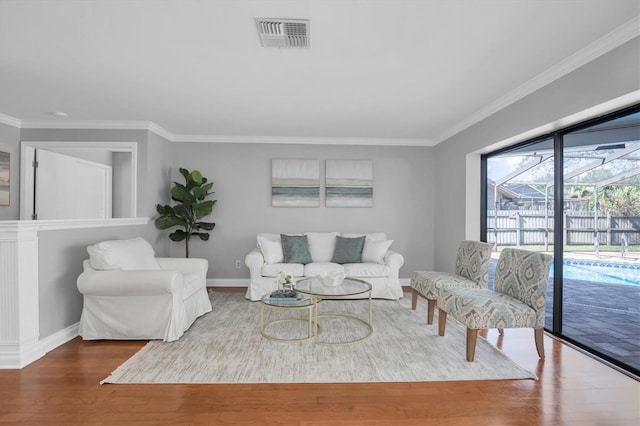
[483,105,640,376]
[486,137,555,329]
[561,113,640,373]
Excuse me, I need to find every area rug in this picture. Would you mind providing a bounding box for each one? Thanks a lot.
[101,292,536,384]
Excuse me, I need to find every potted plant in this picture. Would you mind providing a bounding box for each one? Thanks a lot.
[155,168,216,257]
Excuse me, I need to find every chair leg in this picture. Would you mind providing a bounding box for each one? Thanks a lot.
[466,328,478,362]
[438,309,447,336]
[427,299,437,325]
[411,290,418,310]
[534,328,545,358]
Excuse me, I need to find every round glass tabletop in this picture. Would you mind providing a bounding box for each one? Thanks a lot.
[294,276,372,297]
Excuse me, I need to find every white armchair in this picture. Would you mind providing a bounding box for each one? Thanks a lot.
[76,238,212,342]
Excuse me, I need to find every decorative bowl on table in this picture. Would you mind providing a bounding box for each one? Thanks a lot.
[318,271,346,287]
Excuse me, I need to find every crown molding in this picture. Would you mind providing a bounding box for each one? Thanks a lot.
[434,16,640,145]
[171,134,433,146]
[147,122,175,141]
[0,113,21,128]
[21,119,157,131]
[17,120,430,146]
[20,119,175,142]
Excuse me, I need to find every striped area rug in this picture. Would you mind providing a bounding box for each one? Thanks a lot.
[102,292,535,384]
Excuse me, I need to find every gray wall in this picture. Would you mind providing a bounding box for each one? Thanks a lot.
[146,130,174,256]
[0,121,20,219]
[169,142,435,280]
[433,37,640,273]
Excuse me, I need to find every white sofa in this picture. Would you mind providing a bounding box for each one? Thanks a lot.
[76,238,212,342]
[245,232,404,301]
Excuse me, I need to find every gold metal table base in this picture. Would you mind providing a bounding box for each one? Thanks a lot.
[259,302,316,343]
[311,291,373,346]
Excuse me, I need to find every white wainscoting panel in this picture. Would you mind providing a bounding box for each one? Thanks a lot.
[0,222,44,368]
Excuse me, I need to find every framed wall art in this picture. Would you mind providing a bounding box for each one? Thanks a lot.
[0,151,9,206]
[325,159,373,207]
[271,159,320,207]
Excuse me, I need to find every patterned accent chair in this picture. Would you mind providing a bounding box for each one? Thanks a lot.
[410,240,493,324]
[438,248,552,361]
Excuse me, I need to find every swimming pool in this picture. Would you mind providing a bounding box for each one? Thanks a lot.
[490,258,640,286]
[554,260,640,286]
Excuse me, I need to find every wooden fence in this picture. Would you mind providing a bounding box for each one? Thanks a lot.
[487,210,640,246]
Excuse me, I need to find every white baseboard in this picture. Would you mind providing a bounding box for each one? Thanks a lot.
[39,323,79,356]
[0,323,78,369]
[207,278,250,287]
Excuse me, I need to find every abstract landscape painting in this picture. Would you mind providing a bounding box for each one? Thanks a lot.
[325,159,373,207]
[0,151,9,206]
[271,159,320,207]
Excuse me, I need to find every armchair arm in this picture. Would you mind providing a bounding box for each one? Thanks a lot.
[384,250,405,271]
[245,248,265,279]
[156,257,208,277]
[77,269,182,296]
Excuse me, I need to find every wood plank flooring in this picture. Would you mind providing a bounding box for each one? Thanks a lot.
[1,301,638,425]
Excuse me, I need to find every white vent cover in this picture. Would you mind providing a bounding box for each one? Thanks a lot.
[255,18,309,48]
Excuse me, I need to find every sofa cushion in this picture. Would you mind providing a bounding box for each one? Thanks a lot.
[341,232,387,241]
[331,235,365,264]
[257,234,284,264]
[281,234,313,264]
[362,238,393,264]
[306,232,340,262]
[87,238,160,271]
[343,262,390,277]
[304,262,344,277]
[261,263,305,278]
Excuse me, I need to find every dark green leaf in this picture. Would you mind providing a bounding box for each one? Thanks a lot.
[169,230,188,242]
[196,233,210,241]
[196,222,215,231]
[179,168,189,180]
[156,216,185,229]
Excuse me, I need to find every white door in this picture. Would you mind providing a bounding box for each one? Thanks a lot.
[35,149,112,220]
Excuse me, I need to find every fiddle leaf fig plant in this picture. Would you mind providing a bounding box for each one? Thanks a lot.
[155,168,216,258]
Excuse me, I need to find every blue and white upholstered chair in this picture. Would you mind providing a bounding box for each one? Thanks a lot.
[438,248,552,361]
[410,240,493,324]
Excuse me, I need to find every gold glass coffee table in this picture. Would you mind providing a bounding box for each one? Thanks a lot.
[259,295,316,343]
[295,276,373,346]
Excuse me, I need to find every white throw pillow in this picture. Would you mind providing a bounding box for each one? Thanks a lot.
[257,234,284,264]
[306,232,340,262]
[361,238,394,264]
[87,238,160,270]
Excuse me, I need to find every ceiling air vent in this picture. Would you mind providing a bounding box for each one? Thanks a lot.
[255,18,309,48]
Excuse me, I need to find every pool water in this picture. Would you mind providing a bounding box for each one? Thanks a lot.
[554,260,640,286]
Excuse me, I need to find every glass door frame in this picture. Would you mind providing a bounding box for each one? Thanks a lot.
[481,103,639,376]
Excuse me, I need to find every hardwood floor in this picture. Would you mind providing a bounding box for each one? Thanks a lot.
[1,313,638,425]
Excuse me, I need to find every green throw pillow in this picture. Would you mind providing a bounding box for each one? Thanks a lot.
[280,234,313,264]
[331,236,365,264]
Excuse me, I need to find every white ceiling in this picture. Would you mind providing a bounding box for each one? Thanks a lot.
[0,0,638,146]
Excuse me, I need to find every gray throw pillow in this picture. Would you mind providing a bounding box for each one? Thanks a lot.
[280,234,313,264]
[331,236,365,264]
